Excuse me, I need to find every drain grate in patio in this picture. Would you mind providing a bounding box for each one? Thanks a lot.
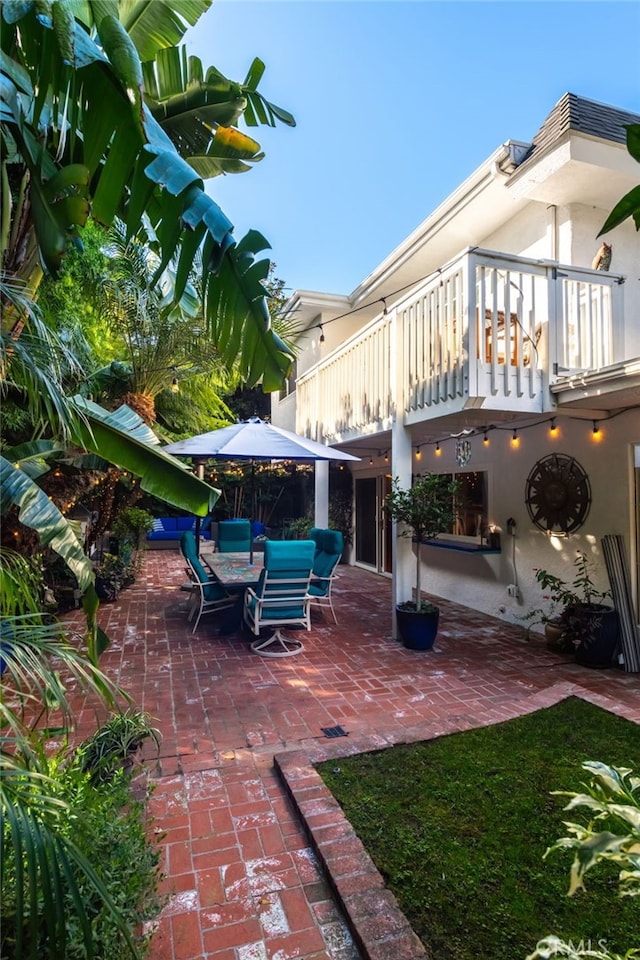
[321,725,349,739]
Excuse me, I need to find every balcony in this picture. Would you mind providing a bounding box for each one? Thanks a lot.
[296,247,625,445]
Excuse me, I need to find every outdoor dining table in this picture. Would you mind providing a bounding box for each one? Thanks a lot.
[201,550,264,591]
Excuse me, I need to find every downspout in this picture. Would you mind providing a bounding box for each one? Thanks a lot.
[547,204,558,261]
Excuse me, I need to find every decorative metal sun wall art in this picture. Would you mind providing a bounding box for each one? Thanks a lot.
[455,438,472,468]
[525,453,591,534]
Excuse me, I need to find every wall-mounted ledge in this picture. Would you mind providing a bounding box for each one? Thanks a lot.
[418,539,502,555]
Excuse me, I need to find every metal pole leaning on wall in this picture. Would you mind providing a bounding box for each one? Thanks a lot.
[602,534,640,673]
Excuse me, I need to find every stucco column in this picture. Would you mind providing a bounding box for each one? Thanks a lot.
[390,307,413,639]
[314,460,329,528]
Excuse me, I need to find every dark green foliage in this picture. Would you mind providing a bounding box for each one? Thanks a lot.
[111,507,155,543]
[317,698,639,960]
[1,756,163,959]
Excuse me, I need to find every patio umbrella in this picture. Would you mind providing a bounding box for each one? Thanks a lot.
[163,418,359,559]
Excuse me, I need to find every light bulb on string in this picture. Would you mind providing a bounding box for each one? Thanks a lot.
[549,418,558,437]
[592,420,602,442]
[415,446,422,461]
[483,431,489,446]
[434,443,441,457]
[511,429,520,449]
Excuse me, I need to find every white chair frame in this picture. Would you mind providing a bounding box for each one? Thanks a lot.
[243,572,313,657]
[309,563,341,625]
[185,557,236,633]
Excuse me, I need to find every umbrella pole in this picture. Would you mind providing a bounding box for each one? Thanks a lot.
[195,459,205,557]
[250,461,255,564]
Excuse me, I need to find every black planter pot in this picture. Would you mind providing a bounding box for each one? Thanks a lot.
[396,605,440,650]
[570,604,620,669]
[95,577,118,602]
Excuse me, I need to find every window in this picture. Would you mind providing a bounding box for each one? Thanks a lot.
[453,470,488,538]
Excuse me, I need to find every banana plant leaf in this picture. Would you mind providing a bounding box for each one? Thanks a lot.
[1,7,295,390]
[204,230,293,391]
[69,395,220,514]
[3,440,64,479]
[0,454,94,591]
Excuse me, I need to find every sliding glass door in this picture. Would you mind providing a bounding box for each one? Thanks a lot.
[355,475,392,574]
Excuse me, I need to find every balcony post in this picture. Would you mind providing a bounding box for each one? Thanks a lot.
[314,461,329,528]
[464,251,478,400]
[390,307,414,638]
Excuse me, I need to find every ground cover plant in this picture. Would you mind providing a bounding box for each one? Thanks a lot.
[317,698,639,960]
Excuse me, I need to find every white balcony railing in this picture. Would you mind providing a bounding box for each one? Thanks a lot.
[296,248,624,444]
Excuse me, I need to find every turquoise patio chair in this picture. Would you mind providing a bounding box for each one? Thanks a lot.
[180,531,236,632]
[218,519,251,553]
[308,529,343,625]
[243,539,315,657]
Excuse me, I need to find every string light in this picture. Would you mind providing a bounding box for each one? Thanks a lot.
[318,324,325,343]
[171,377,179,393]
[341,410,624,467]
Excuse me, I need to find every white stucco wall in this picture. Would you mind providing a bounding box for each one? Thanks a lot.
[407,410,639,631]
[481,201,553,260]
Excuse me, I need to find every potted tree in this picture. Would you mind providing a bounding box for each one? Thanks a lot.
[384,473,459,650]
[531,551,619,668]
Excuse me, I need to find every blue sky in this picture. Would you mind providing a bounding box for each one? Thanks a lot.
[185,1,639,297]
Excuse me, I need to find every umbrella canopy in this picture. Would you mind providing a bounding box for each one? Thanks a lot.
[163,419,359,558]
[163,418,359,463]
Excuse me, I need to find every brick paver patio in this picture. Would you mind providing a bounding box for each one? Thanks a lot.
[66,549,640,960]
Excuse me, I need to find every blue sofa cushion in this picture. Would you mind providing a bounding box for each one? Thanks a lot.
[147,517,211,541]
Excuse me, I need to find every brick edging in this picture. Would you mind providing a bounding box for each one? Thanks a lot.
[275,747,429,960]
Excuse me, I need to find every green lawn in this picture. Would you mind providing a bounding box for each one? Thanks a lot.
[317,698,639,960]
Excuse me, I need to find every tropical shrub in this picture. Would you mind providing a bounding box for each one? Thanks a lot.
[112,507,155,546]
[1,755,163,960]
[527,761,640,960]
[0,550,158,959]
[77,709,161,783]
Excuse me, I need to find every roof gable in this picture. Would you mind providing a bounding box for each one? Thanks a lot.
[518,92,640,170]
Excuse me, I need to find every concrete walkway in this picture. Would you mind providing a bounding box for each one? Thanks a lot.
[67,550,640,960]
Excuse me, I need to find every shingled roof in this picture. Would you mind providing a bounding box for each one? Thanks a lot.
[516,92,640,171]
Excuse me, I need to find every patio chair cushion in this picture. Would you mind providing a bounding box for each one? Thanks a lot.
[218,519,252,553]
[310,530,344,585]
[189,554,229,602]
[180,530,197,561]
[244,539,315,630]
[245,594,307,620]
